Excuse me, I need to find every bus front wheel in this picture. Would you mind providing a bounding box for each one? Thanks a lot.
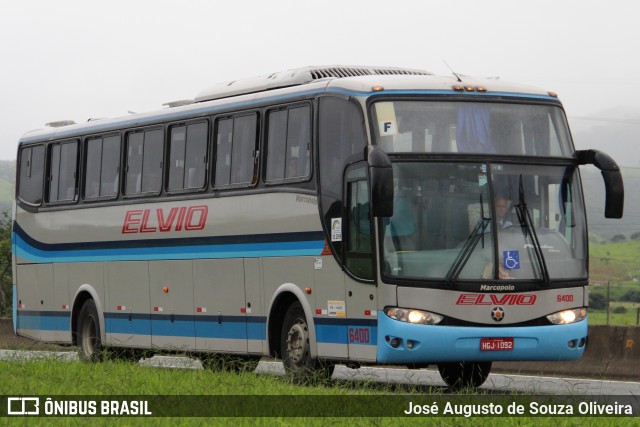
[77,299,103,362]
[281,301,334,384]
[437,361,491,390]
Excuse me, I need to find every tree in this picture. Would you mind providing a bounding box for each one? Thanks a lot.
[589,293,607,310]
[611,234,627,243]
[0,212,12,318]
[620,290,640,303]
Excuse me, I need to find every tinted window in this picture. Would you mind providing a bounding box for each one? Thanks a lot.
[18,145,45,205]
[266,105,310,183]
[318,98,366,261]
[345,167,374,280]
[48,141,78,203]
[168,122,207,191]
[125,129,163,196]
[215,114,258,188]
[85,135,120,199]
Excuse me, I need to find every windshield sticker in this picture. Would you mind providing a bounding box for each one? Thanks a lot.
[376,102,398,136]
[503,251,520,270]
[331,218,342,242]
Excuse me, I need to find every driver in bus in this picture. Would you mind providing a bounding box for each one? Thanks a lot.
[495,195,513,229]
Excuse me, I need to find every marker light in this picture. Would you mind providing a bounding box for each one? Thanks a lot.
[548,91,558,97]
[546,308,587,325]
[385,307,443,325]
[452,85,464,92]
[476,87,487,93]
[372,85,384,92]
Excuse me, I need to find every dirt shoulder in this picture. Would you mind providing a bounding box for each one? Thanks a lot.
[0,318,69,351]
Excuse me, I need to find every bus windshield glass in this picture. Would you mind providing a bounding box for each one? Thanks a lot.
[381,162,587,283]
[373,101,572,156]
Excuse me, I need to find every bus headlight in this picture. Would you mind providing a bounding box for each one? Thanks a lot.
[546,308,587,325]
[384,307,443,325]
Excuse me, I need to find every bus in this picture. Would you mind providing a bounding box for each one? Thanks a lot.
[13,66,623,388]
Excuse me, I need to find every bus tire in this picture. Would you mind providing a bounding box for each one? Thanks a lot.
[437,361,491,390]
[281,301,334,384]
[77,299,103,362]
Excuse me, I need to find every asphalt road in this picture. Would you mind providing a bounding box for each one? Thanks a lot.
[1,350,639,395]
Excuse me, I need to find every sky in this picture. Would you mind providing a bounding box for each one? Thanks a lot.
[1,0,639,165]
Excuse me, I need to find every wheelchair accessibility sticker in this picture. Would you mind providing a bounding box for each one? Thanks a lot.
[503,251,520,270]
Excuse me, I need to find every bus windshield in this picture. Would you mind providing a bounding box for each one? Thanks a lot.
[373,101,573,157]
[381,162,587,283]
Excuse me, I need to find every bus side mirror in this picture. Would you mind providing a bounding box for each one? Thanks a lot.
[576,149,624,219]
[367,146,394,217]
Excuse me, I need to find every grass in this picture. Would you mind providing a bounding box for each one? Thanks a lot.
[588,309,640,326]
[0,358,637,426]
[589,240,640,284]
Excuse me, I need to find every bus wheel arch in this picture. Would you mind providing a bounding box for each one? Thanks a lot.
[280,300,334,383]
[267,284,317,360]
[71,286,106,346]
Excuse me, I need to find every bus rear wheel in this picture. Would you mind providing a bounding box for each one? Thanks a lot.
[77,299,103,362]
[437,361,491,390]
[281,301,334,384]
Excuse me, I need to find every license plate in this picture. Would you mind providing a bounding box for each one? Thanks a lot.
[480,338,514,351]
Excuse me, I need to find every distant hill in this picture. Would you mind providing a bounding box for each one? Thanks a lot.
[582,166,640,241]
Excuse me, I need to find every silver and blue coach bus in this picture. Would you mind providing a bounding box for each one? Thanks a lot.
[12,66,623,388]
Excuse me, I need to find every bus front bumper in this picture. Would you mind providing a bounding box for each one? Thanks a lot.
[376,311,587,364]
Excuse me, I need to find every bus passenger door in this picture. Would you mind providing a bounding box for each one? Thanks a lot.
[343,164,377,362]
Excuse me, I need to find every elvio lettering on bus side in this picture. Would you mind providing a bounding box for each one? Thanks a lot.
[122,206,208,234]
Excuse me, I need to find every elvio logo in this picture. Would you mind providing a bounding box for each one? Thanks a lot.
[7,397,40,415]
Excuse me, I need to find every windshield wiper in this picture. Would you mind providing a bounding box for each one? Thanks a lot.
[513,175,551,284]
[445,194,490,285]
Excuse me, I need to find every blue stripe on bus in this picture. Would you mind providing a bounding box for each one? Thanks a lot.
[13,225,325,263]
[315,317,378,345]
[17,311,71,331]
[15,311,376,346]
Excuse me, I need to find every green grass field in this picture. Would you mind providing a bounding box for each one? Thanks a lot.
[589,240,640,284]
[0,359,636,426]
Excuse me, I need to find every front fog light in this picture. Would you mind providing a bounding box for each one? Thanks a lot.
[546,308,587,325]
[385,307,443,325]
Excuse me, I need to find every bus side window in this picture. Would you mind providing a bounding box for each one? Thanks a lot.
[345,165,374,280]
[47,141,78,204]
[85,135,120,200]
[169,121,208,192]
[214,113,258,188]
[265,104,311,183]
[18,145,45,206]
[125,129,163,196]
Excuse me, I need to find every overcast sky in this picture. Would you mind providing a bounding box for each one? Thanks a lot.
[1,0,639,164]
